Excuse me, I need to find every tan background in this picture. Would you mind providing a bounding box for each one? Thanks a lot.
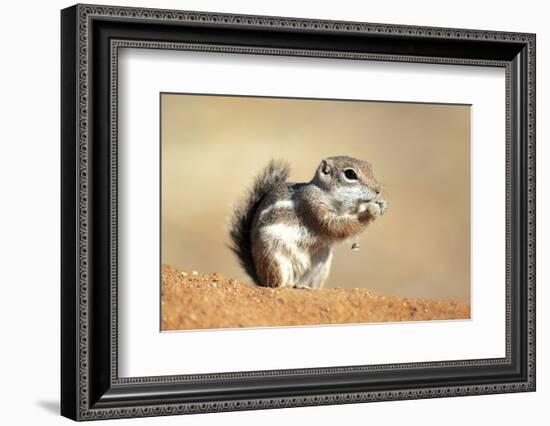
[161,94,471,302]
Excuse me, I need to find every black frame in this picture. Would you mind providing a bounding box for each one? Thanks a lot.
[61,4,536,421]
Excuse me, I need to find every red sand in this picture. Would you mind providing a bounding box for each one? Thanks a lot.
[161,264,470,331]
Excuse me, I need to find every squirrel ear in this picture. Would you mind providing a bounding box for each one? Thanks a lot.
[320,159,332,175]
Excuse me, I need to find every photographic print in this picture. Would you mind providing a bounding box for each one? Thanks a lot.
[61,5,535,419]
[161,94,471,331]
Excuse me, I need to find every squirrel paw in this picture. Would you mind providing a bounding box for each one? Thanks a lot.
[376,199,388,216]
[294,283,314,290]
[358,199,387,218]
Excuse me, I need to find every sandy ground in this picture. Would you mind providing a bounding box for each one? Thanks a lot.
[161,264,470,331]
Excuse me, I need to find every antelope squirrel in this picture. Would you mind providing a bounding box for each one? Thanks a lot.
[229,156,387,289]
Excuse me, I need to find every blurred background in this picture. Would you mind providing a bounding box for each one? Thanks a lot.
[161,94,470,302]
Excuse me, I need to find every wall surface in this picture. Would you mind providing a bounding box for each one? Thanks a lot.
[0,0,547,425]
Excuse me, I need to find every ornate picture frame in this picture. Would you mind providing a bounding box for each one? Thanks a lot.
[61,4,535,421]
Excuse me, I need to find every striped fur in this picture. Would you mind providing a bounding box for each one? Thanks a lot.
[229,157,387,289]
[228,160,290,285]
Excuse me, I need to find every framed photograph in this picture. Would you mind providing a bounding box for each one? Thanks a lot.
[61,4,536,421]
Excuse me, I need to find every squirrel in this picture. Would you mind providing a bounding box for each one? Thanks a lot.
[229,156,387,289]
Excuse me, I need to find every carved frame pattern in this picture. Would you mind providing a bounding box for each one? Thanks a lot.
[61,3,536,421]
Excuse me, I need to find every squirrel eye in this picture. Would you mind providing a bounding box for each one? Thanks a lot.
[344,169,358,181]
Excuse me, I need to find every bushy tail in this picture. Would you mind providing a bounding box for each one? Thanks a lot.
[229,160,290,284]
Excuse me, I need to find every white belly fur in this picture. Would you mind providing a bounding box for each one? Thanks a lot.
[258,223,332,289]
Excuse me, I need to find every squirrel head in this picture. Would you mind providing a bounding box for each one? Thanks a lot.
[312,156,381,213]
